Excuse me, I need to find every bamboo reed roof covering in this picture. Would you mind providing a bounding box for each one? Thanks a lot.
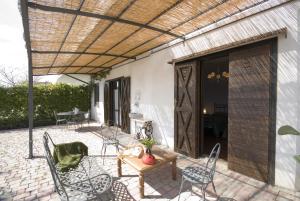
[20,0,273,75]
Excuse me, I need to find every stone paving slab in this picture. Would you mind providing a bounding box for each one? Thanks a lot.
[0,124,299,201]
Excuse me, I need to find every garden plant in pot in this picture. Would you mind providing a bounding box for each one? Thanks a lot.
[140,138,156,165]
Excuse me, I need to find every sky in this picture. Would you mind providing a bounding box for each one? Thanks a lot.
[0,0,58,83]
[0,0,27,72]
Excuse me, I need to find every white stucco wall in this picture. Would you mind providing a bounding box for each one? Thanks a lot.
[91,1,300,190]
[91,80,105,123]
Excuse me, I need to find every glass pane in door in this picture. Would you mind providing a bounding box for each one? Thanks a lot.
[114,88,119,125]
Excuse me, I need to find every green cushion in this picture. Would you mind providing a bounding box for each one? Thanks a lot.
[53,141,88,172]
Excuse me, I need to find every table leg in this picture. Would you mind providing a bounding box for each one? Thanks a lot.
[139,172,144,198]
[117,158,122,177]
[172,159,177,180]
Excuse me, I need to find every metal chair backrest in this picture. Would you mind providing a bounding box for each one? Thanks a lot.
[106,120,120,140]
[205,143,221,179]
[43,132,69,200]
[53,111,58,121]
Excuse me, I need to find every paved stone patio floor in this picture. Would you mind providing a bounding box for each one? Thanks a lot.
[0,124,299,201]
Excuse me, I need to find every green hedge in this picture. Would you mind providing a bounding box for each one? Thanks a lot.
[0,84,91,130]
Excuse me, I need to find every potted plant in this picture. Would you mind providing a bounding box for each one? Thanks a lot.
[140,138,156,165]
[92,69,111,81]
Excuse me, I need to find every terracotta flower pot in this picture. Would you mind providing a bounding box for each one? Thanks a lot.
[142,153,156,165]
[142,148,155,165]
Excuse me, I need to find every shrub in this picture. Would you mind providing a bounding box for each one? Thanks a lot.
[0,84,91,130]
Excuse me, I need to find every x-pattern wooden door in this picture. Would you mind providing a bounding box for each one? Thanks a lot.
[121,77,131,133]
[174,61,199,158]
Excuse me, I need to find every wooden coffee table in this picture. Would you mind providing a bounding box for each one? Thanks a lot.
[117,146,177,198]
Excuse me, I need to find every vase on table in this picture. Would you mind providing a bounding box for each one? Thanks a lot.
[142,147,155,165]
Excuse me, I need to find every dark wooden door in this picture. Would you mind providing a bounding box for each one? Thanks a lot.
[228,43,273,182]
[121,77,131,133]
[104,81,111,124]
[174,61,199,158]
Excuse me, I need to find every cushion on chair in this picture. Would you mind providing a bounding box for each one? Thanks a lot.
[53,142,88,172]
[104,138,119,144]
[182,166,212,184]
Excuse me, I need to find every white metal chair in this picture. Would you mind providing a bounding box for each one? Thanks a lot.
[178,143,221,201]
[100,121,120,164]
[43,132,114,200]
[66,114,78,129]
[54,111,67,126]
[84,110,90,124]
[79,110,90,127]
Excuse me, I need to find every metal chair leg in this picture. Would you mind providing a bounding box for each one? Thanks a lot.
[212,181,217,195]
[102,144,107,164]
[101,144,104,156]
[178,177,186,201]
[201,186,206,201]
[115,144,119,153]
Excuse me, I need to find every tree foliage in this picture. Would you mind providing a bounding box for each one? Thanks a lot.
[0,84,91,129]
[92,69,111,81]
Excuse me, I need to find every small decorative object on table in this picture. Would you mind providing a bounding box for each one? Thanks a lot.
[118,145,144,158]
[140,138,156,165]
[142,121,153,139]
[136,129,142,140]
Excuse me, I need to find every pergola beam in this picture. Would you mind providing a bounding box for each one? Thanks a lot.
[96,0,236,69]
[34,72,100,76]
[20,0,34,159]
[74,0,138,73]
[95,0,276,71]
[33,66,108,69]
[129,0,270,61]
[27,2,183,39]
[86,0,185,73]
[48,0,86,74]
[31,50,135,59]
[65,74,90,85]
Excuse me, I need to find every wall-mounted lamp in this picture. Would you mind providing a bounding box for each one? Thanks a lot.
[207,71,229,82]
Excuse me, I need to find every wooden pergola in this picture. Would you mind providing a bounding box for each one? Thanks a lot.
[19,0,278,158]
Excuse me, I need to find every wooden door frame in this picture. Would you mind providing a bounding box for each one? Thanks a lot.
[175,38,277,184]
[105,76,124,127]
[268,37,277,185]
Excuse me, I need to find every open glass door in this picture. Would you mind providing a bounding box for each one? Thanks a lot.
[104,77,131,131]
[201,56,229,160]
[104,79,121,127]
